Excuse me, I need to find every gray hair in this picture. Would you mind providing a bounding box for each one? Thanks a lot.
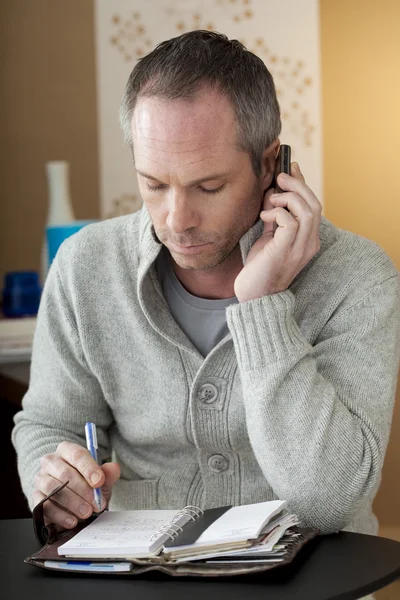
[120,30,281,177]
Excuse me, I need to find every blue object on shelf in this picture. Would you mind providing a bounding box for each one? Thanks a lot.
[2,271,42,317]
[46,220,98,267]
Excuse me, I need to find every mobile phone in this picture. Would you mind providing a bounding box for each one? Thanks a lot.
[274,144,291,193]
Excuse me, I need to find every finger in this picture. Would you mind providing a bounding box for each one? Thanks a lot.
[56,441,105,488]
[35,472,94,521]
[276,171,322,213]
[40,452,101,509]
[270,191,321,253]
[32,489,78,530]
[101,462,121,503]
[270,192,314,247]
[290,161,306,184]
[260,208,299,251]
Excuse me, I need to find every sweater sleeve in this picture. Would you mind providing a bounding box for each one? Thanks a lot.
[12,252,113,511]
[226,275,400,533]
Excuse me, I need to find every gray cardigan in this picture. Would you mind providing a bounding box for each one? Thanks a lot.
[12,207,400,535]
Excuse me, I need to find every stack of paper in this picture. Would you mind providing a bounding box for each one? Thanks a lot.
[166,513,300,563]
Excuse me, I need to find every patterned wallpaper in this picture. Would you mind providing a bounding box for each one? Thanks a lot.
[94,0,323,217]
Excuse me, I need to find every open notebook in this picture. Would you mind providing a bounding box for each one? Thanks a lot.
[58,500,289,559]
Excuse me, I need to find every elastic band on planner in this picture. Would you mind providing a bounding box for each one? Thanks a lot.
[150,505,204,542]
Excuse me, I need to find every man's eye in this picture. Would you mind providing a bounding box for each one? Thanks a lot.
[147,183,167,192]
[201,184,225,195]
[146,183,225,194]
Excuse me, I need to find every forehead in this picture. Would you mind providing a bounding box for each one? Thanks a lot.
[131,89,239,169]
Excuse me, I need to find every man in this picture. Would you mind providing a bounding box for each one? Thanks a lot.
[12,31,400,537]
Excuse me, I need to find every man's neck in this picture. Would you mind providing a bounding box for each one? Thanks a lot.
[170,246,243,300]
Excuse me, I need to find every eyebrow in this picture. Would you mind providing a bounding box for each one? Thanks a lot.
[135,169,233,187]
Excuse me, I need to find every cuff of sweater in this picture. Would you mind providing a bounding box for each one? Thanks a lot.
[226,290,310,370]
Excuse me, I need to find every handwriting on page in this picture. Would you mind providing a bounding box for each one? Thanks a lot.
[85,519,160,543]
[63,510,178,549]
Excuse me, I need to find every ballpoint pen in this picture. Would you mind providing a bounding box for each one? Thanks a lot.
[85,422,103,512]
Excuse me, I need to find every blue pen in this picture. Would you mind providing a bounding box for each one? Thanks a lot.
[85,422,103,511]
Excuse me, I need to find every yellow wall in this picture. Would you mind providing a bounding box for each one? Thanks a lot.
[320,0,400,532]
[320,0,400,264]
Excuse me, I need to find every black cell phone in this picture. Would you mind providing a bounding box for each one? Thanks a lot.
[274,144,291,193]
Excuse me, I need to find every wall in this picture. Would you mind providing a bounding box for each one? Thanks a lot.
[320,0,400,536]
[0,0,100,285]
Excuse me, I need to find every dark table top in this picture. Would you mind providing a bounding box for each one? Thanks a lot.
[1,519,399,600]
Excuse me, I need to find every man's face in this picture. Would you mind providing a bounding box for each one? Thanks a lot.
[132,88,273,271]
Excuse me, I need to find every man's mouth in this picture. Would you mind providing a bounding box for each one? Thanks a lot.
[169,241,211,254]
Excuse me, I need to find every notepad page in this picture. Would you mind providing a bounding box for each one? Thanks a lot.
[58,510,178,557]
[169,500,287,552]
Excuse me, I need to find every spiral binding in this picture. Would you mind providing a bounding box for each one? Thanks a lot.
[150,505,204,543]
[172,505,204,522]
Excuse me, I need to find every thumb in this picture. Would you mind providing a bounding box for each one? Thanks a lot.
[100,462,121,503]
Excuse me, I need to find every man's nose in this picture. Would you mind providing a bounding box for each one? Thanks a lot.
[165,190,200,233]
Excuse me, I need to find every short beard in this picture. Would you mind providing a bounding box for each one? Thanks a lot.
[173,235,240,272]
[153,180,263,272]
[160,209,259,273]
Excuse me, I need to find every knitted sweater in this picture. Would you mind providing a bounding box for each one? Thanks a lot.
[12,207,400,534]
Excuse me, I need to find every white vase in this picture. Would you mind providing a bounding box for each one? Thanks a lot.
[41,161,75,283]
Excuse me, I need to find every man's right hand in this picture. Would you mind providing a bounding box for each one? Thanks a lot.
[32,441,121,529]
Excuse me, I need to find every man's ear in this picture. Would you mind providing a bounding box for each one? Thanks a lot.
[260,139,280,192]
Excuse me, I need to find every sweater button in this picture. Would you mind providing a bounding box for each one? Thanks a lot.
[198,383,218,404]
[208,454,229,473]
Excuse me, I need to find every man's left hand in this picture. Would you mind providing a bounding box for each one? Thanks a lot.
[234,162,322,303]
